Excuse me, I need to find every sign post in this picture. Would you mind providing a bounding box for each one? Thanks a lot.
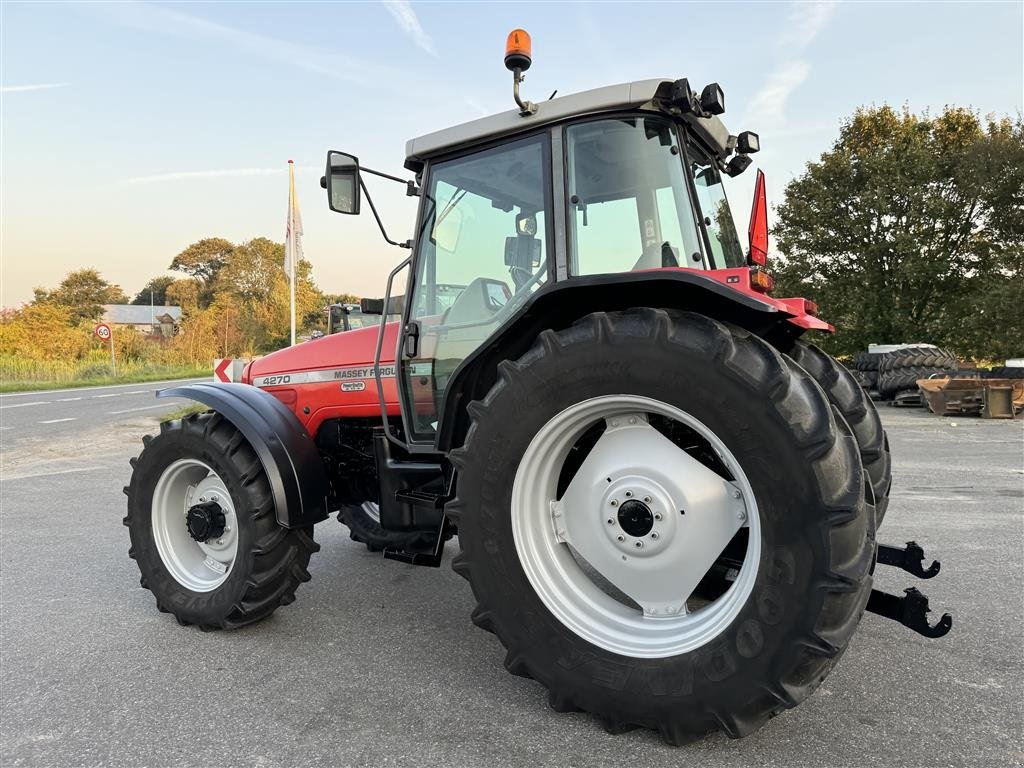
[94,323,116,376]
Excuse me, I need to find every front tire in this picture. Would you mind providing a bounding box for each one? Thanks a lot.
[448,310,874,742]
[124,412,319,630]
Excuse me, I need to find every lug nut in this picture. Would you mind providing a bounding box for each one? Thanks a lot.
[634,541,643,549]
[732,489,741,499]
[616,535,625,542]
[654,513,662,521]
[625,490,633,498]
[607,518,614,525]
[651,532,659,540]
[643,496,652,503]
[610,499,619,507]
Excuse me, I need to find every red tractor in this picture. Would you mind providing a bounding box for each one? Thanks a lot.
[124,32,950,742]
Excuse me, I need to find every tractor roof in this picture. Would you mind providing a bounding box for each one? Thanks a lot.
[404,78,733,171]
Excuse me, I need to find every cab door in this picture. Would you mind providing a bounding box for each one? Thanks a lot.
[398,133,553,446]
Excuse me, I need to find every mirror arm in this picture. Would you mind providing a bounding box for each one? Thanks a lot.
[361,165,419,197]
[360,176,412,249]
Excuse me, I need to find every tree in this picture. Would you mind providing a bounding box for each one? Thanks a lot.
[773,106,1024,359]
[215,237,322,351]
[170,237,234,307]
[170,237,234,283]
[131,276,175,306]
[32,268,129,325]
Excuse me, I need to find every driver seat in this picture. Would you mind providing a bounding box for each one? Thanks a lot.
[632,241,680,271]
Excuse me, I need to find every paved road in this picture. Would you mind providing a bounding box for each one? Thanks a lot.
[1,402,1022,767]
[0,379,207,453]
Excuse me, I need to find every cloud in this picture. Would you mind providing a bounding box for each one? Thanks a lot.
[744,2,839,127]
[745,61,811,127]
[92,2,394,85]
[381,0,436,56]
[121,168,284,185]
[0,83,68,94]
[783,0,839,49]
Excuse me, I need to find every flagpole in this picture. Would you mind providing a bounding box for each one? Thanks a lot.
[288,160,297,347]
[290,239,296,347]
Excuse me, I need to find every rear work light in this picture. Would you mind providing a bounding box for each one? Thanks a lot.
[804,300,818,316]
[749,269,774,293]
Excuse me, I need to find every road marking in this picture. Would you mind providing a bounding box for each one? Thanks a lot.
[92,393,121,399]
[126,391,148,395]
[0,401,50,409]
[109,404,175,414]
[0,376,208,399]
[3,465,105,481]
[39,417,76,424]
[56,397,83,402]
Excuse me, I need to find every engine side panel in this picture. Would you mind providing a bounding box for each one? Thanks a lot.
[243,322,402,437]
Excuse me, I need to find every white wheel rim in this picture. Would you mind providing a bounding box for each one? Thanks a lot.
[362,501,381,524]
[511,395,761,659]
[151,458,239,592]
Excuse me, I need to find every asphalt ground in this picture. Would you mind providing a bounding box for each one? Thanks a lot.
[1,390,1022,767]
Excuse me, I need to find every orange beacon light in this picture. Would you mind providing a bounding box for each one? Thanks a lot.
[505,29,532,72]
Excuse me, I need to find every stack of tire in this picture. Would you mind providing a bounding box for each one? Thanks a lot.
[852,351,883,393]
[877,345,958,400]
[984,365,1024,379]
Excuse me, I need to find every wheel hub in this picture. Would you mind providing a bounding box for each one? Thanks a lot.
[186,501,226,542]
[617,500,654,537]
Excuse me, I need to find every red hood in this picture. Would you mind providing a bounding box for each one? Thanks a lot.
[243,321,400,383]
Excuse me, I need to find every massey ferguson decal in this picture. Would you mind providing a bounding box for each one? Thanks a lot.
[252,364,396,388]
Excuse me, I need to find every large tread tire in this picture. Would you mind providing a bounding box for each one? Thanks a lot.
[787,341,892,526]
[853,351,882,372]
[986,366,1024,380]
[124,412,319,630]
[877,347,958,400]
[339,504,436,553]
[878,367,943,399]
[877,345,958,373]
[448,309,874,743]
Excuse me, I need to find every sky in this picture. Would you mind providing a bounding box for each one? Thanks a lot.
[1,0,1022,307]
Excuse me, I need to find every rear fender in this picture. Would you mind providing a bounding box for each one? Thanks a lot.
[158,382,329,528]
[437,271,804,452]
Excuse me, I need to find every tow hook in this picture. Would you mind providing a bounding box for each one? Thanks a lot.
[866,541,952,638]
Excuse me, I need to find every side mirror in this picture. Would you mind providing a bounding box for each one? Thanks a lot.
[360,295,405,316]
[325,151,361,215]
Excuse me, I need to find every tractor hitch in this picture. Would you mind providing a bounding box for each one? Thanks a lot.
[876,541,941,579]
[866,587,952,638]
[867,541,952,638]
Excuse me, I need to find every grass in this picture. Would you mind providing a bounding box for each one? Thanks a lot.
[0,361,212,393]
[160,403,211,421]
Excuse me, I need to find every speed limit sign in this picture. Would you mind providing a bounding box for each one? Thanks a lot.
[94,323,112,341]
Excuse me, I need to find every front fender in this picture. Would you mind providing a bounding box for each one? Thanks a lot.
[158,382,329,528]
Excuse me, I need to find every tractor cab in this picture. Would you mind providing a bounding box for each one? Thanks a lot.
[323,38,814,450]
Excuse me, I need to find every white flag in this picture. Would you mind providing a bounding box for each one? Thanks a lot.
[284,160,303,284]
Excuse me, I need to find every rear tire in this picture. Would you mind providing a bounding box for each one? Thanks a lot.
[448,310,874,742]
[124,412,319,630]
[787,341,892,526]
